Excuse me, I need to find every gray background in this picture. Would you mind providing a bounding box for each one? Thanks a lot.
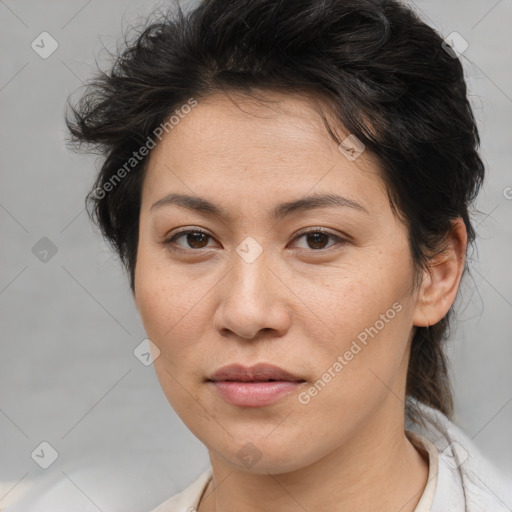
[1,0,511,510]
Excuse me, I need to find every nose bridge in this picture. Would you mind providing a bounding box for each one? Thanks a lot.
[214,235,289,339]
[231,235,271,306]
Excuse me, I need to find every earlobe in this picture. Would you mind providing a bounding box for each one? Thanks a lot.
[412,218,467,327]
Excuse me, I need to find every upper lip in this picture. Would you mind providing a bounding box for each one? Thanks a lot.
[208,363,305,382]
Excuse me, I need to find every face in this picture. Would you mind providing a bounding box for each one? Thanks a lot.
[134,90,424,474]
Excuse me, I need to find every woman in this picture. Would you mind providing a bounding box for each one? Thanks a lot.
[66,0,512,510]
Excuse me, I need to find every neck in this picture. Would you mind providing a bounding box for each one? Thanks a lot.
[199,397,429,512]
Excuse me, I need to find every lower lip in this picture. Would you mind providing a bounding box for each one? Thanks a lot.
[209,381,303,407]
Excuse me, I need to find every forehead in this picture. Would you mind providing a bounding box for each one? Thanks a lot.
[155,90,338,160]
[143,90,386,208]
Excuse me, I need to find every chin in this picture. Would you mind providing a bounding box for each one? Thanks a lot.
[204,429,322,475]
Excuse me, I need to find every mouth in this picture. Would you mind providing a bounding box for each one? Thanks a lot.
[207,363,306,407]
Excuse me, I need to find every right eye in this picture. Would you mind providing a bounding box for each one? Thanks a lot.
[161,229,218,251]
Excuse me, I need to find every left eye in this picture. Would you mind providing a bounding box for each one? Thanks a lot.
[163,229,344,251]
[292,230,343,250]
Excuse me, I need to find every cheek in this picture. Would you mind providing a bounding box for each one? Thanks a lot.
[135,240,196,335]
[134,245,219,380]
[292,296,412,456]
[134,255,208,417]
[298,253,411,347]
[296,249,414,400]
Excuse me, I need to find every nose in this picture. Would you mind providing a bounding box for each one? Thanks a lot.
[213,244,291,341]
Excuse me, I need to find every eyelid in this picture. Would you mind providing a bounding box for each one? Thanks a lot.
[160,227,216,250]
[161,226,349,252]
[292,226,343,239]
[290,227,347,251]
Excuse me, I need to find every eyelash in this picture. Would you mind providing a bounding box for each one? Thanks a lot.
[161,227,347,254]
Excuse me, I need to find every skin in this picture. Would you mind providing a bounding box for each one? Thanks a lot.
[134,90,467,512]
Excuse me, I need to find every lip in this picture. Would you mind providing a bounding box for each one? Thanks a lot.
[209,363,304,383]
[207,363,306,407]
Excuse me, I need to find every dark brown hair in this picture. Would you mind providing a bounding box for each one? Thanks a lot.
[65,0,484,423]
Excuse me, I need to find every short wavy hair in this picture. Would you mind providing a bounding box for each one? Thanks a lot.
[65,0,484,423]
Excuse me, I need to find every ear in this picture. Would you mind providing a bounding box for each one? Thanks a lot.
[412,218,467,327]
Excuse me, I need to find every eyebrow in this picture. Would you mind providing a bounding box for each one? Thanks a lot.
[150,192,369,219]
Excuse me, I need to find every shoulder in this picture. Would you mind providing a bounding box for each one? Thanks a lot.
[407,400,512,512]
[149,468,213,512]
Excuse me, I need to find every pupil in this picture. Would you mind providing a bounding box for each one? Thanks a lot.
[188,232,208,248]
[308,232,328,249]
